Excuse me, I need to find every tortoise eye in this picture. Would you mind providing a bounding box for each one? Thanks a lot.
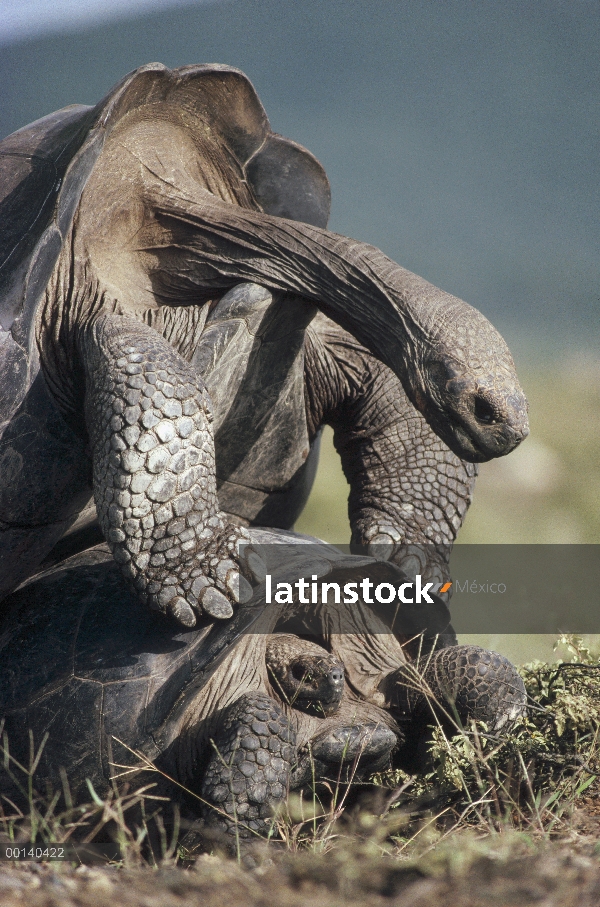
[473,396,498,425]
[291,662,311,682]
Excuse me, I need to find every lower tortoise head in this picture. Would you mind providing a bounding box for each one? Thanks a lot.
[266,634,345,717]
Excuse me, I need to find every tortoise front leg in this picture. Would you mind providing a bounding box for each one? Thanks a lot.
[339,356,472,642]
[306,317,477,566]
[382,645,526,771]
[304,315,479,650]
[80,312,264,625]
[200,692,296,844]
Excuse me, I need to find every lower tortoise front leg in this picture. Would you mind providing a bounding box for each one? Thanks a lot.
[383,644,527,770]
[200,692,296,844]
[80,312,264,625]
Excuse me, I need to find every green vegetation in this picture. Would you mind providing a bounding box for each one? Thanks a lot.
[376,634,600,840]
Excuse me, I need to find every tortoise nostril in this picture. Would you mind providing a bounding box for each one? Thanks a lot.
[330,669,344,685]
[473,395,499,425]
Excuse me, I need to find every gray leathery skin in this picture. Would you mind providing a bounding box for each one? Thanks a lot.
[200,692,296,840]
[80,311,253,623]
[148,186,529,463]
[291,722,397,789]
[0,62,332,612]
[192,282,317,525]
[193,287,471,592]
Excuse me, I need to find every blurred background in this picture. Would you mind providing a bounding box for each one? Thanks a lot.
[1,0,598,661]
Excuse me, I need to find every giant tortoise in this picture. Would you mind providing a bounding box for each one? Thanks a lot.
[0,528,526,847]
[0,63,529,627]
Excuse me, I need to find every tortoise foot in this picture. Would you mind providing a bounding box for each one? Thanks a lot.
[201,692,296,844]
[388,644,527,733]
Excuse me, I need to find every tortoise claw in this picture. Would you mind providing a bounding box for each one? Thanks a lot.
[169,596,197,627]
[225,570,253,604]
[214,558,252,603]
[364,524,403,561]
[243,546,267,583]
[198,586,234,619]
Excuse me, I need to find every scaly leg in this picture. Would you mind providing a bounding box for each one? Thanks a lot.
[384,644,527,771]
[80,312,264,626]
[200,692,295,842]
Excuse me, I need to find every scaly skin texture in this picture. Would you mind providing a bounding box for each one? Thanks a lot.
[200,692,296,840]
[291,722,398,789]
[80,312,259,624]
[145,187,528,463]
[0,541,527,848]
[382,644,527,772]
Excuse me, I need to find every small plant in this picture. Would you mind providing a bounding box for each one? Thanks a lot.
[372,635,600,850]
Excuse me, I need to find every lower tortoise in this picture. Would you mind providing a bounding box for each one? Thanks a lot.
[0,528,526,849]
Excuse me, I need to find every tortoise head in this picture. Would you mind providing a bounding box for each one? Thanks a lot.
[407,302,529,463]
[266,635,345,718]
[284,654,345,717]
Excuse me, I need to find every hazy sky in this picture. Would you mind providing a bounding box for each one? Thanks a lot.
[1,0,598,357]
[0,0,205,43]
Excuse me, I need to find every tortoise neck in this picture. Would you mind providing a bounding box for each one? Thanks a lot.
[150,190,471,391]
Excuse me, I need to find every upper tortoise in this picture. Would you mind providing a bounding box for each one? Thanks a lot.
[0,63,529,626]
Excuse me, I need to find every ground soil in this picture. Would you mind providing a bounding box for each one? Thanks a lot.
[2,829,600,907]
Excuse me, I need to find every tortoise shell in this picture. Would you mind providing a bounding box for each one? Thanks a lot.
[0,63,331,588]
[0,62,330,426]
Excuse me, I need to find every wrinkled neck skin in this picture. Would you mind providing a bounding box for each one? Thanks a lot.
[148,182,529,464]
